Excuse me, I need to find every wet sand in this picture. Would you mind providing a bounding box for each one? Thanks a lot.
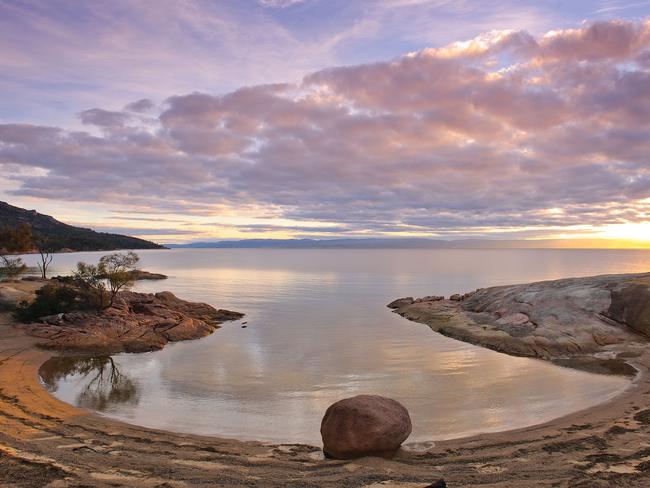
[1,281,650,486]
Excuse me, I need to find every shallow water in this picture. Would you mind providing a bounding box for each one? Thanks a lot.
[30,248,649,445]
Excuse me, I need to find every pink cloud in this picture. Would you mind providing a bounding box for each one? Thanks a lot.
[1,19,649,237]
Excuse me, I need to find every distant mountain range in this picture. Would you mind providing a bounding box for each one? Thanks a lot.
[0,201,164,252]
[166,238,621,249]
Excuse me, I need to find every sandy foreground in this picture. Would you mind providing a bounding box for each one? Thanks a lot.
[1,280,650,487]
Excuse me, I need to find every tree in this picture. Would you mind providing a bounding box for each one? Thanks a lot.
[73,262,108,310]
[99,251,140,308]
[36,238,54,279]
[73,252,140,310]
[0,255,27,280]
[38,249,53,280]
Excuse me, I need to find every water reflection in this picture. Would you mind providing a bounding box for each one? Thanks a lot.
[34,248,647,444]
[40,356,139,411]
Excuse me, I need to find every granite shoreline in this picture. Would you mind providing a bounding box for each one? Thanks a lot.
[388,272,650,377]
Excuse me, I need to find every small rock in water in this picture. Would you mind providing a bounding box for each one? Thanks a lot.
[320,394,412,459]
[241,325,248,328]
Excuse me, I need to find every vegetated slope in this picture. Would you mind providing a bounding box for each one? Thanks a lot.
[0,201,164,252]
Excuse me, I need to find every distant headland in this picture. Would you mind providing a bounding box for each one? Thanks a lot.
[166,237,650,250]
[0,201,164,253]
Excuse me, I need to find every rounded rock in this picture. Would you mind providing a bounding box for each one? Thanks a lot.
[320,394,412,459]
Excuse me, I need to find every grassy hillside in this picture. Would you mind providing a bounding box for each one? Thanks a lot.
[0,201,164,252]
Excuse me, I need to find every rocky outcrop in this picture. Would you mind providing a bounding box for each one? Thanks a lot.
[320,395,412,459]
[19,291,243,354]
[415,295,444,304]
[387,297,414,308]
[96,270,168,281]
[606,281,650,337]
[132,270,167,280]
[389,273,650,371]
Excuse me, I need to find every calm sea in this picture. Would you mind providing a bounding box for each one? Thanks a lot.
[28,248,650,445]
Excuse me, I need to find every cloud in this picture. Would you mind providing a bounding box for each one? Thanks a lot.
[1,19,649,239]
[124,99,155,113]
[79,108,130,129]
[537,19,650,62]
[257,0,305,8]
[70,224,198,236]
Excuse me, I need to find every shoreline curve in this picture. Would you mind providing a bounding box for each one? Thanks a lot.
[2,278,650,486]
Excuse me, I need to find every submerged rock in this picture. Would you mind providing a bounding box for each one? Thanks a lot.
[320,394,412,459]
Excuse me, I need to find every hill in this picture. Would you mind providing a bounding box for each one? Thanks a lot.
[0,201,164,252]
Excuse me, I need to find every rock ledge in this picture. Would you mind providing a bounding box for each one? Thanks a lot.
[20,290,243,354]
[389,272,650,375]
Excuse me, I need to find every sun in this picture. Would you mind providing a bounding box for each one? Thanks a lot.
[598,222,650,243]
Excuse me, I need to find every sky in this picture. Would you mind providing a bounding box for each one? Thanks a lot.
[1,0,650,245]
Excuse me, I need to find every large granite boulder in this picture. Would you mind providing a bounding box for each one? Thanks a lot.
[320,395,412,459]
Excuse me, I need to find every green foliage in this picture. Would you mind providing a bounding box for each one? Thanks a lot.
[74,262,108,310]
[14,283,92,323]
[74,252,140,309]
[99,251,140,307]
[13,251,143,321]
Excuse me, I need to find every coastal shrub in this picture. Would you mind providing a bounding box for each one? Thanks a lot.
[0,255,27,280]
[99,251,140,308]
[14,283,93,322]
[74,262,108,310]
[74,252,140,310]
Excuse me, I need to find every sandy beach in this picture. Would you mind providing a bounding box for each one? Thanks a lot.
[1,279,650,487]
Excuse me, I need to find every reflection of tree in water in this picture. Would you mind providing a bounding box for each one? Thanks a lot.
[39,356,139,411]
